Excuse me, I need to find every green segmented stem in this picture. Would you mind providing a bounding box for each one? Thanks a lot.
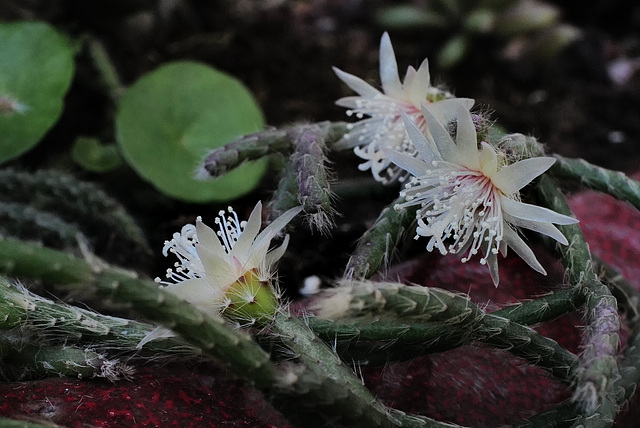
[0,277,198,356]
[271,313,462,428]
[490,287,586,325]
[551,156,640,211]
[536,175,621,417]
[310,286,586,367]
[318,281,483,323]
[267,159,300,223]
[0,335,133,381]
[201,121,349,178]
[202,127,291,177]
[0,418,65,428]
[291,124,335,234]
[480,313,577,383]
[0,169,149,264]
[0,201,85,249]
[344,196,418,279]
[0,238,277,389]
[312,281,577,381]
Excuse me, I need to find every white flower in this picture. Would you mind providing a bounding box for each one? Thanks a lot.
[385,102,578,286]
[333,32,473,183]
[138,201,301,347]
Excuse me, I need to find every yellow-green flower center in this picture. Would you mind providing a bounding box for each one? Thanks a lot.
[223,269,278,325]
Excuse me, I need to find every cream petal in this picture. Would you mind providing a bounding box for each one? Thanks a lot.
[231,201,263,259]
[335,96,362,109]
[253,206,302,255]
[479,142,498,176]
[428,98,474,124]
[403,65,417,88]
[265,233,290,267]
[333,66,381,98]
[486,251,500,286]
[407,58,431,107]
[196,244,237,280]
[454,105,481,170]
[492,157,556,195]
[401,112,441,162]
[421,103,458,163]
[501,197,579,225]
[503,226,547,275]
[379,32,403,98]
[137,326,175,349]
[384,148,428,177]
[195,218,226,259]
[164,277,223,304]
[503,212,569,245]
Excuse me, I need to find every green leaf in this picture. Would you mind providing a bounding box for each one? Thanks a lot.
[0,21,75,163]
[116,61,267,203]
[72,136,122,173]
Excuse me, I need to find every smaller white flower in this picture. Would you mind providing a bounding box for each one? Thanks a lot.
[333,32,472,183]
[138,201,301,347]
[385,102,578,286]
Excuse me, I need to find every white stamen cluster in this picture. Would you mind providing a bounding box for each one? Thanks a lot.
[333,32,472,184]
[385,102,579,285]
[399,162,504,266]
[139,202,301,347]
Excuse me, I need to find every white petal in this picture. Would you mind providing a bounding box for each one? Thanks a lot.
[379,32,403,98]
[137,326,175,349]
[196,244,236,280]
[253,206,303,253]
[384,148,428,177]
[165,277,224,305]
[421,103,458,162]
[403,65,417,88]
[265,233,290,267]
[486,251,500,286]
[503,212,569,245]
[335,96,361,109]
[401,112,441,162]
[501,197,579,225]
[196,219,226,259]
[454,104,480,170]
[503,226,547,275]
[407,58,431,107]
[232,201,263,258]
[333,66,380,98]
[479,142,498,176]
[492,157,556,195]
[428,98,475,124]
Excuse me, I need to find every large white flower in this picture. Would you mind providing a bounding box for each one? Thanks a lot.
[138,202,301,347]
[333,32,473,183]
[385,102,578,285]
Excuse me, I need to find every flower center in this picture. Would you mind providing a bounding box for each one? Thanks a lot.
[222,268,278,325]
[401,164,504,265]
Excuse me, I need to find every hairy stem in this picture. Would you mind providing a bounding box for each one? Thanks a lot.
[536,175,621,417]
[551,156,640,211]
[200,121,348,178]
[344,196,417,279]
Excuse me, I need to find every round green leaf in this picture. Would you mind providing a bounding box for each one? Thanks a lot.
[0,21,75,163]
[116,61,267,203]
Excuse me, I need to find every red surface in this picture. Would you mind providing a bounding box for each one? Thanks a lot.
[2,186,640,427]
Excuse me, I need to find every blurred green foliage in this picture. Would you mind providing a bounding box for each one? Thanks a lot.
[0,21,74,163]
